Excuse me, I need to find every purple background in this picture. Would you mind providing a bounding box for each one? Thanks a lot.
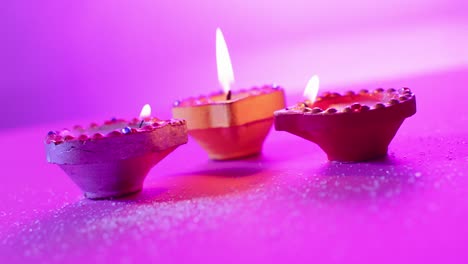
[1,0,467,130]
[1,1,468,263]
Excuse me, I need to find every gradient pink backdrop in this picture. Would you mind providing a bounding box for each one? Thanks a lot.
[2,2,468,263]
[1,0,467,130]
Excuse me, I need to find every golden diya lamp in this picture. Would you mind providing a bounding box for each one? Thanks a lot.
[45,104,188,199]
[274,76,417,162]
[172,28,285,160]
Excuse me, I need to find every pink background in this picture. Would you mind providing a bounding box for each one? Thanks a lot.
[1,1,468,263]
[1,0,467,129]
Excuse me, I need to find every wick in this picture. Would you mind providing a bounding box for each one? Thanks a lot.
[226,90,232,100]
[139,120,144,128]
[303,101,309,108]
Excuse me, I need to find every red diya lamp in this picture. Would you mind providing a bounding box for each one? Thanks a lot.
[172,28,286,160]
[45,104,188,199]
[274,75,417,162]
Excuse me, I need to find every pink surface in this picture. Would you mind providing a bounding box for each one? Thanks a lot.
[2,1,467,130]
[1,68,468,263]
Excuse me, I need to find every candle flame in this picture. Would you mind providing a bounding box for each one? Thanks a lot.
[216,27,235,94]
[139,104,151,118]
[303,75,320,102]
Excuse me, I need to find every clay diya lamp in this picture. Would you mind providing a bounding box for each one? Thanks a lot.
[173,85,285,160]
[44,104,188,199]
[274,75,417,162]
[172,28,286,160]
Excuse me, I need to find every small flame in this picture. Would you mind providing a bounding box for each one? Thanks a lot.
[216,27,235,94]
[139,104,151,118]
[303,75,320,102]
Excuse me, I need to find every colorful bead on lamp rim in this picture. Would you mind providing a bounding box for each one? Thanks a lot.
[274,87,417,162]
[44,117,188,199]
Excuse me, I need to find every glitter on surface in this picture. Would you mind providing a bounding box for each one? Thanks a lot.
[1,69,468,263]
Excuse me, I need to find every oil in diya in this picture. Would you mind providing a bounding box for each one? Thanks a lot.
[45,104,188,199]
[274,75,417,162]
[172,28,286,160]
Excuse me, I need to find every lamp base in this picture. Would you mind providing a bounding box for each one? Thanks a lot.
[189,118,274,160]
[59,147,177,199]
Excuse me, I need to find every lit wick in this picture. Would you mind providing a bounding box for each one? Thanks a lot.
[303,75,320,106]
[216,27,234,101]
[139,104,151,128]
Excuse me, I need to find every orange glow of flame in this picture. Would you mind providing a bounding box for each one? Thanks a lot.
[216,27,235,94]
[139,104,151,118]
[303,75,320,102]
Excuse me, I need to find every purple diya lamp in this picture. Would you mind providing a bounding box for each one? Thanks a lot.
[274,75,416,162]
[45,104,188,199]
